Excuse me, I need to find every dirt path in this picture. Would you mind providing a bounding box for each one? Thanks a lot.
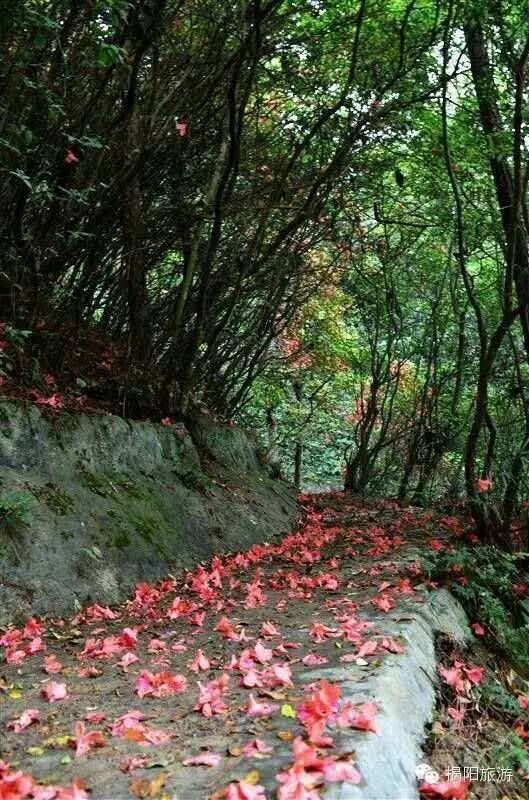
[0,495,475,800]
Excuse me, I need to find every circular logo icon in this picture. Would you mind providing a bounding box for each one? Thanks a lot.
[415,763,440,784]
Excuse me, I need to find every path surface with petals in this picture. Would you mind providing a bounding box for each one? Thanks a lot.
[0,494,470,800]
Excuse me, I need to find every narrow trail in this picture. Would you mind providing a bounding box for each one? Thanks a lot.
[1,495,472,800]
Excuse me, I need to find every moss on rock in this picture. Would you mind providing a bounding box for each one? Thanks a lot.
[0,400,299,624]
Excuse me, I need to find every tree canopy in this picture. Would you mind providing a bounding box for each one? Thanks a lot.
[2,0,529,546]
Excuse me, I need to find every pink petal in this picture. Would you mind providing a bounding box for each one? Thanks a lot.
[183,751,222,767]
[41,682,68,702]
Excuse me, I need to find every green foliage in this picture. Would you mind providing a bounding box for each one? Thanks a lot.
[2,0,529,535]
[239,0,529,513]
[241,287,359,486]
[178,468,213,494]
[31,483,74,516]
[80,544,104,562]
[479,678,523,721]
[423,545,529,670]
[490,730,529,776]
[0,0,454,419]
[95,43,125,69]
[0,490,34,526]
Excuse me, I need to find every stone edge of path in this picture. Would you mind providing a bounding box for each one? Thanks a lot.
[326,588,471,800]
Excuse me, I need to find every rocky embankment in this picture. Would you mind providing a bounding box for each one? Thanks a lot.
[0,402,298,624]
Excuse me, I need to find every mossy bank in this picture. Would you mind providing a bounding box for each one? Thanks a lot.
[0,402,298,624]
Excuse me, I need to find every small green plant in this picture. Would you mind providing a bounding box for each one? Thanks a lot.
[478,677,523,720]
[31,483,74,515]
[178,468,213,493]
[80,544,103,562]
[0,490,34,526]
[490,730,529,775]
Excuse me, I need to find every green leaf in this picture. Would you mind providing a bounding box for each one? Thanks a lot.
[96,43,124,69]
[8,171,32,191]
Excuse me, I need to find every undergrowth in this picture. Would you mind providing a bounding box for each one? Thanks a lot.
[423,544,529,672]
[0,489,34,527]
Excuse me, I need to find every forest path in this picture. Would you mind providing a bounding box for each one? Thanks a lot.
[1,495,470,800]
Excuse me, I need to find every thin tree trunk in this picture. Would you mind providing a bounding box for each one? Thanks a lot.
[293,380,303,490]
[465,21,529,359]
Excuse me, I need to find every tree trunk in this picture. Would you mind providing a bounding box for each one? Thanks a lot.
[293,380,303,489]
[465,21,529,359]
[121,115,150,370]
